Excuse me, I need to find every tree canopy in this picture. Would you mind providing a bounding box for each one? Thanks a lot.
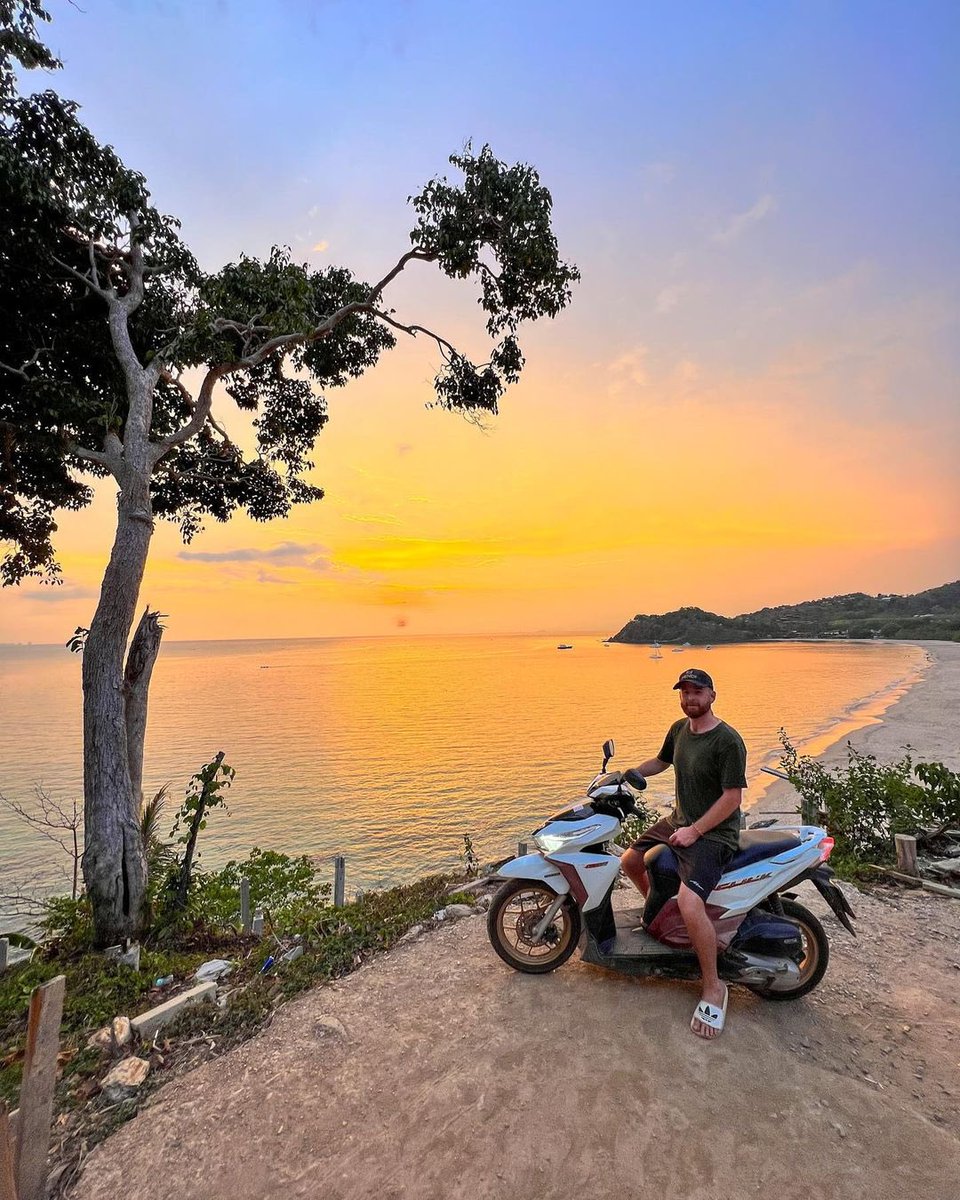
[0,0,579,585]
[0,1,580,944]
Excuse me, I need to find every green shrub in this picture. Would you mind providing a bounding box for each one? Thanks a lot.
[779,733,960,874]
[614,795,657,849]
[194,847,331,933]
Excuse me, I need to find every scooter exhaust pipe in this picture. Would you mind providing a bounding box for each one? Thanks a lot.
[727,952,803,990]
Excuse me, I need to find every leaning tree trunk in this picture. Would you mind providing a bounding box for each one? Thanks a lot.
[81,479,154,947]
[124,607,165,810]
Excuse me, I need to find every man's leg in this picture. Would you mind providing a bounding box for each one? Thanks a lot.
[621,818,676,898]
[619,847,649,896]
[676,883,727,1040]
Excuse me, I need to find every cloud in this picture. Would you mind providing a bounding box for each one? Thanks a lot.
[21,585,97,604]
[336,534,564,575]
[341,513,402,527]
[714,193,777,245]
[312,240,329,253]
[179,541,330,566]
[655,284,687,314]
[607,347,650,393]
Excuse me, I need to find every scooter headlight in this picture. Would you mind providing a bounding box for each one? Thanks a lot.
[534,823,605,853]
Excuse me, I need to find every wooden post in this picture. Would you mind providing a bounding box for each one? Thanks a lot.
[895,834,919,877]
[240,876,251,933]
[0,1104,17,1200]
[0,939,7,974]
[13,974,65,1200]
[333,856,346,908]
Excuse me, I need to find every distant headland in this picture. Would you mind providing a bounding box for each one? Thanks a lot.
[608,581,960,645]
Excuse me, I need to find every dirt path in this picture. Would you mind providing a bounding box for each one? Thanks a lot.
[71,877,959,1200]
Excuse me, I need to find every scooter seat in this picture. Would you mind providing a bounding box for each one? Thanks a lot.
[647,830,803,878]
[729,830,802,870]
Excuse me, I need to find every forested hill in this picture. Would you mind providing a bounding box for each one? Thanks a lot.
[608,581,960,644]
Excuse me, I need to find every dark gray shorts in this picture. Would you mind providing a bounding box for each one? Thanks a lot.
[630,817,735,901]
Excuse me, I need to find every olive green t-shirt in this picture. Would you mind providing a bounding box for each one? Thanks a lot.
[658,718,747,852]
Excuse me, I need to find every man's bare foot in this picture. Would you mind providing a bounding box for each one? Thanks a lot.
[691,983,728,1040]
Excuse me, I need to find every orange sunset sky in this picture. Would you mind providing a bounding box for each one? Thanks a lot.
[2,2,958,643]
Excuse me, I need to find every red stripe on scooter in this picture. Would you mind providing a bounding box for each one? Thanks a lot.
[547,858,587,906]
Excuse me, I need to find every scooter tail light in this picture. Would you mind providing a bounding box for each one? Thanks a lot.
[818,836,835,863]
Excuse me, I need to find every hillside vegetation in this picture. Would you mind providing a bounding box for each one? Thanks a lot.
[609,581,960,644]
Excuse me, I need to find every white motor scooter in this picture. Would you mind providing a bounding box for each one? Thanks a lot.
[486,740,855,998]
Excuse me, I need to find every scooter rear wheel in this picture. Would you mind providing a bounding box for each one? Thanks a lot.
[747,898,830,1000]
[487,879,582,974]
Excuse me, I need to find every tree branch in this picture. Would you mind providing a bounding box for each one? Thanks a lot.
[371,309,460,361]
[366,249,435,302]
[49,252,109,299]
[0,345,53,380]
[153,364,228,457]
[158,367,236,448]
[67,442,114,469]
[155,249,434,454]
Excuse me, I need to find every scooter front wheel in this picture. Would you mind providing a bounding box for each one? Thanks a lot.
[487,879,582,974]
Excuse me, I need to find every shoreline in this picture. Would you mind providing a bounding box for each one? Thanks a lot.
[754,639,960,822]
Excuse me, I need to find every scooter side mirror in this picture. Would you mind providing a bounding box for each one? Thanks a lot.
[601,738,615,771]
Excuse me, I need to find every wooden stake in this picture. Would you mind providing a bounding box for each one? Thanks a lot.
[894,834,918,877]
[333,856,346,908]
[13,975,65,1200]
[0,1104,17,1200]
[240,876,251,933]
[0,940,7,974]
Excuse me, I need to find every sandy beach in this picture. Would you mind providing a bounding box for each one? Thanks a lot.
[756,639,960,822]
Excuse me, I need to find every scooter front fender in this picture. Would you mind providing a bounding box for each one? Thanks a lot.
[495,854,570,894]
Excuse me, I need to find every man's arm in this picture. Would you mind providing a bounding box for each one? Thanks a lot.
[635,757,670,778]
[668,788,742,847]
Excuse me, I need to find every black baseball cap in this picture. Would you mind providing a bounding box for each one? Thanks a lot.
[673,668,714,690]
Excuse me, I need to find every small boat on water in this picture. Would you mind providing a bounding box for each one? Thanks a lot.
[650,641,662,659]
[557,643,573,650]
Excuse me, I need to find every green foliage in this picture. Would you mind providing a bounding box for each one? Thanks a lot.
[461,833,479,878]
[195,847,331,932]
[1,13,578,582]
[168,756,235,847]
[611,581,960,644]
[614,796,658,848]
[914,760,960,828]
[779,733,960,874]
[40,895,93,952]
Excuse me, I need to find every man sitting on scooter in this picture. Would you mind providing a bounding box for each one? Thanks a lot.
[620,668,747,1041]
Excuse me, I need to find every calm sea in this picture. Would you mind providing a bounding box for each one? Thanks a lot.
[0,636,925,921]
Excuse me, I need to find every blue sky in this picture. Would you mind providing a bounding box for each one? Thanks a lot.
[4,0,957,639]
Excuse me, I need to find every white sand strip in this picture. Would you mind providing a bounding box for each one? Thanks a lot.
[755,639,960,820]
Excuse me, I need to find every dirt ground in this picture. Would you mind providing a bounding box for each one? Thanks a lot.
[69,644,960,1200]
[68,879,959,1200]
